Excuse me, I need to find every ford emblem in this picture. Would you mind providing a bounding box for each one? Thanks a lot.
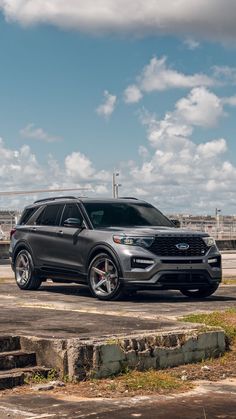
[176,243,190,250]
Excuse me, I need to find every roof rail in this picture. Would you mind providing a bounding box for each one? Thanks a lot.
[119,196,138,200]
[34,196,77,204]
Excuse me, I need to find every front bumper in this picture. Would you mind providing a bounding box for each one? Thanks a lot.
[117,245,222,290]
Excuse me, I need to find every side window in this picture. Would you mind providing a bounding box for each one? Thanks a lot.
[19,207,38,225]
[61,204,83,226]
[36,204,64,226]
[90,210,104,227]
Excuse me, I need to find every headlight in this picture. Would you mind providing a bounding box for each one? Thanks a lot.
[113,235,154,248]
[203,236,216,247]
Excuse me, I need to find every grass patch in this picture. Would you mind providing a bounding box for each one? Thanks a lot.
[84,370,191,396]
[181,309,236,345]
[113,370,189,392]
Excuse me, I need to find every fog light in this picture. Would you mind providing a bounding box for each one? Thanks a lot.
[208,256,221,269]
[131,258,154,269]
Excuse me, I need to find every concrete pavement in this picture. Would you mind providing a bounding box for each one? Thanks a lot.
[0,280,235,336]
[0,378,236,418]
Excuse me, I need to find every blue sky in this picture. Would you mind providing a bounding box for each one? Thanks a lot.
[1,1,236,214]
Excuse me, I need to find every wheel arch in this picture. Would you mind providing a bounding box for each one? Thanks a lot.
[12,241,35,266]
[86,244,124,277]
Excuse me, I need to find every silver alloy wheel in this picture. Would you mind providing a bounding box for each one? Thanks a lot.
[15,253,31,286]
[90,257,119,297]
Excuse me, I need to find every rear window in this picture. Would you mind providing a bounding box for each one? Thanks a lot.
[36,204,64,226]
[19,207,38,225]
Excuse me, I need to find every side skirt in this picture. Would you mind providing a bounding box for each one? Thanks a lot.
[36,265,87,284]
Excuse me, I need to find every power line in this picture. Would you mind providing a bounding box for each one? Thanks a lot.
[0,187,90,197]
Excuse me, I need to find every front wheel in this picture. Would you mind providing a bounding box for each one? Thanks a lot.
[180,284,219,298]
[88,253,124,301]
[14,249,42,290]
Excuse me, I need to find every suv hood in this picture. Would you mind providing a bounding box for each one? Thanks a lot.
[101,226,208,237]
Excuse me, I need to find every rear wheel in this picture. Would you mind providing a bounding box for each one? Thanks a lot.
[88,253,124,301]
[180,284,219,298]
[14,249,42,290]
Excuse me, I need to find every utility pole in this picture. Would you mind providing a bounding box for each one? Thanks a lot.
[215,208,221,238]
[112,172,121,198]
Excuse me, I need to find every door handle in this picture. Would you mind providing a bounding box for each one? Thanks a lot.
[31,227,37,232]
[58,230,64,236]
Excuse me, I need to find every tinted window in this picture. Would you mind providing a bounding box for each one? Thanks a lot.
[36,204,64,226]
[19,207,38,225]
[83,202,173,228]
[61,204,82,225]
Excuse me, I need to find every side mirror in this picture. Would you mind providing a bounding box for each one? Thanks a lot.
[63,218,83,228]
[170,219,181,228]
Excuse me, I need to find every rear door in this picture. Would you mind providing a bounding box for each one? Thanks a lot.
[28,203,65,268]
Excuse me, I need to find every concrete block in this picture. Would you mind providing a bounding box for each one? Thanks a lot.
[217,331,226,352]
[157,348,184,369]
[197,332,218,350]
[126,350,137,367]
[94,361,121,378]
[99,344,126,363]
[138,356,157,371]
[182,335,198,352]
[19,328,226,381]
[20,336,68,377]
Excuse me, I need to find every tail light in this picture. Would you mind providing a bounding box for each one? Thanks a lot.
[10,228,16,239]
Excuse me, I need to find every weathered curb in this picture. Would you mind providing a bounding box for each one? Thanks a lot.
[20,327,225,380]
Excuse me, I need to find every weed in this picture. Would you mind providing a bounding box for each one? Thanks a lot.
[181,309,236,345]
[24,368,58,385]
[109,369,191,392]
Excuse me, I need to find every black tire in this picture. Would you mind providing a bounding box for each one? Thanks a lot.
[180,284,219,298]
[14,249,42,290]
[88,252,124,301]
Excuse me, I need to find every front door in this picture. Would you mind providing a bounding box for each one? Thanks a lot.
[54,203,87,276]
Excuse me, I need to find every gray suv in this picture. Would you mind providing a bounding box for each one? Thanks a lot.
[9,196,222,301]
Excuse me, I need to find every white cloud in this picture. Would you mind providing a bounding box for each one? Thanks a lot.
[20,123,61,143]
[183,38,200,50]
[196,138,227,159]
[65,151,95,179]
[123,85,143,104]
[0,137,44,189]
[124,56,215,103]
[221,95,236,106]
[1,1,236,43]
[120,87,236,213]
[96,90,117,119]
[94,184,108,194]
[0,138,112,207]
[175,87,224,127]
[139,57,214,93]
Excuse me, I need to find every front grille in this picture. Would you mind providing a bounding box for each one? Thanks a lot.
[149,236,208,257]
[159,272,209,286]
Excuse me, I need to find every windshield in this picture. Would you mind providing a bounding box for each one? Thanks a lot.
[83,202,173,229]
